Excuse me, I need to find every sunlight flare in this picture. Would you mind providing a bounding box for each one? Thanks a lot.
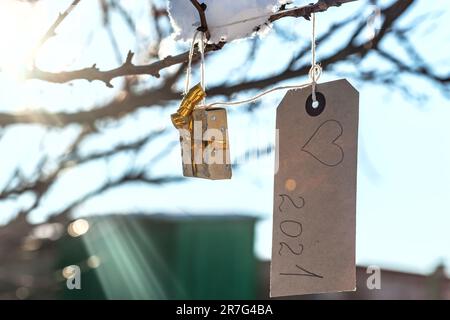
[0,0,48,78]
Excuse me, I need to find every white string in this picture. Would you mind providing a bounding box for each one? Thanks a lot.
[185,30,207,104]
[185,30,200,95]
[308,12,322,103]
[199,31,206,105]
[203,11,321,110]
[203,83,311,109]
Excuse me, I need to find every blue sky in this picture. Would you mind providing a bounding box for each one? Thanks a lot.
[0,0,449,276]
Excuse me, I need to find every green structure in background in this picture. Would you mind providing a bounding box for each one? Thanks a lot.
[57,214,257,299]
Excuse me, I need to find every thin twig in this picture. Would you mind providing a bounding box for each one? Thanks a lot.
[33,0,82,61]
[26,0,354,86]
[190,0,210,40]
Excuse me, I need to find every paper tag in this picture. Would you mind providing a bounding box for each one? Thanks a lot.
[270,79,359,297]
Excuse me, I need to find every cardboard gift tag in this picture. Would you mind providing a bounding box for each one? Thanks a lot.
[270,79,359,297]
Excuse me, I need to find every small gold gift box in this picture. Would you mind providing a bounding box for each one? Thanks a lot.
[171,84,232,180]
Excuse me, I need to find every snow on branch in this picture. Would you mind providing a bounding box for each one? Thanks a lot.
[27,0,357,87]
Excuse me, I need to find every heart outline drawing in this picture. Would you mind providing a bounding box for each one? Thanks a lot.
[301,120,344,167]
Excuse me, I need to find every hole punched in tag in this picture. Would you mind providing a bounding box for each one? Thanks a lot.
[305,91,326,117]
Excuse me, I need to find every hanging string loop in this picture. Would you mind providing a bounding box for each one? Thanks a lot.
[309,12,322,103]
[185,9,322,110]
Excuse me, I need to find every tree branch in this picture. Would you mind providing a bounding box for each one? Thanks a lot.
[2,0,443,132]
[33,0,82,61]
[269,0,357,22]
[0,82,177,127]
[0,127,169,215]
[25,0,356,86]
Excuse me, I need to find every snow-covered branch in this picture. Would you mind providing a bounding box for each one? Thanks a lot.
[26,0,356,87]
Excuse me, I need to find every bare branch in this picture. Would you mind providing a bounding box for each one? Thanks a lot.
[0,127,168,215]
[25,0,356,86]
[33,0,82,60]
[55,172,183,216]
[27,42,224,86]
[2,1,446,132]
[0,83,177,127]
[268,0,357,22]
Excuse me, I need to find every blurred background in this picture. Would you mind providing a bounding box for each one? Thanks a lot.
[0,0,449,299]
